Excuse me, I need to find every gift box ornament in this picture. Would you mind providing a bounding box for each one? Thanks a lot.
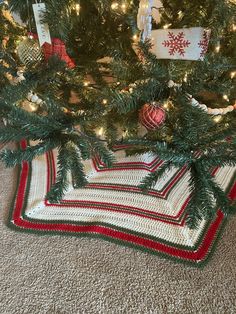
[150,27,211,60]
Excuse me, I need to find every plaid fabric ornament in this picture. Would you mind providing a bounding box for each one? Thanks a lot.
[30,33,75,68]
[43,38,75,68]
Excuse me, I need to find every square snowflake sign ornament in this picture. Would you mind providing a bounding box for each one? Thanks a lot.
[151,27,211,60]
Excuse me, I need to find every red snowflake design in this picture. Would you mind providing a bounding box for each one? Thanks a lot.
[198,30,210,58]
[162,32,191,57]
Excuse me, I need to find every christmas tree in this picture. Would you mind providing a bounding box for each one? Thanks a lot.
[0,0,235,228]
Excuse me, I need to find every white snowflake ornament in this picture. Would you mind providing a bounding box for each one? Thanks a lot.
[162,32,191,57]
[151,27,211,60]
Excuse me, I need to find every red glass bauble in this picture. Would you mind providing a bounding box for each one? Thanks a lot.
[139,102,166,130]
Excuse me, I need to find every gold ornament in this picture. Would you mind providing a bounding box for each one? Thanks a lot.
[17,37,43,67]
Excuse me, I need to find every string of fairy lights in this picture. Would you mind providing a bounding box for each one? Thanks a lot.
[1,0,235,128]
[83,0,236,110]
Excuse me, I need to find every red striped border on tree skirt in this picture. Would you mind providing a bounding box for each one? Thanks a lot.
[7,140,236,267]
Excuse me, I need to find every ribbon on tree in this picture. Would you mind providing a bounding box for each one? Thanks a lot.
[32,2,51,47]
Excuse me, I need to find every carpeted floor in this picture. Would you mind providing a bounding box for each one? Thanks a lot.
[0,151,236,314]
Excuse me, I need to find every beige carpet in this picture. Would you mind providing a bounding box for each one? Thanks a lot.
[0,154,236,314]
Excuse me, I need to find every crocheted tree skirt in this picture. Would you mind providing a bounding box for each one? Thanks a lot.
[8,141,236,266]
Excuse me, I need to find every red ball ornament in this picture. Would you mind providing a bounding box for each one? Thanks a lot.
[139,102,166,130]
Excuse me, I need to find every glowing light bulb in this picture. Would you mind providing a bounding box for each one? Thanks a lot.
[163,102,170,110]
[121,3,127,11]
[178,11,183,18]
[98,127,104,136]
[132,34,138,41]
[213,116,222,123]
[83,81,89,87]
[75,4,80,15]
[163,24,171,29]
[223,95,229,102]
[232,24,236,31]
[183,73,188,82]
[102,99,108,105]
[111,2,119,10]
[215,45,220,53]
[230,71,236,79]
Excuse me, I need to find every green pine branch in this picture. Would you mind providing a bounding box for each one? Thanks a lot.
[0,139,59,167]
